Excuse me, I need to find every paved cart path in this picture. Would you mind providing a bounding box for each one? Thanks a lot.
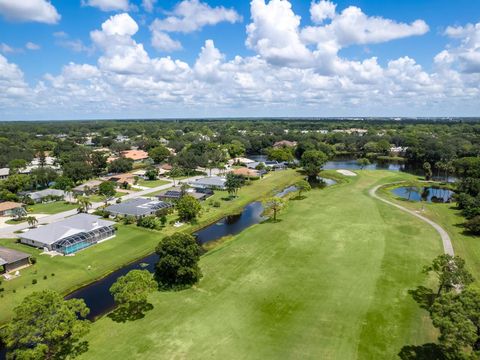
[369,184,454,256]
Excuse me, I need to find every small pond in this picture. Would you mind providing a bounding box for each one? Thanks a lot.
[391,186,455,203]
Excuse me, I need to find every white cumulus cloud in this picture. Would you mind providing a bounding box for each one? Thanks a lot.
[0,0,60,24]
[150,0,241,52]
[82,0,130,12]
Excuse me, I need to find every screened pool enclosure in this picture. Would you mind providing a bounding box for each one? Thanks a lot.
[51,225,116,255]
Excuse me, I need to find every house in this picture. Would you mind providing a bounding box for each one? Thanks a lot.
[156,187,213,202]
[0,202,25,217]
[0,247,31,274]
[120,150,149,163]
[19,214,116,255]
[189,176,227,190]
[116,135,130,143]
[157,163,173,175]
[0,168,9,180]
[105,198,172,218]
[230,167,261,178]
[132,169,148,179]
[26,189,66,203]
[273,140,298,148]
[247,161,286,171]
[72,180,103,196]
[228,157,255,166]
[390,146,408,155]
[107,173,136,186]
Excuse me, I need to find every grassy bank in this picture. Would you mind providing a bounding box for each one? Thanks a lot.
[380,182,480,281]
[79,170,443,359]
[0,170,302,324]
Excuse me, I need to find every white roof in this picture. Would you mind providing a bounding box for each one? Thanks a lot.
[20,214,115,246]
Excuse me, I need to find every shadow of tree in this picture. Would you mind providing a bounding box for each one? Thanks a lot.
[291,195,306,201]
[108,301,154,323]
[408,286,436,310]
[399,343,459,360]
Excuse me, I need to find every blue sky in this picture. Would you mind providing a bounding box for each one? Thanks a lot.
[0,0,479,120]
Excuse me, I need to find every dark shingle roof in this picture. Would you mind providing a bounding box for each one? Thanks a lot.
[106,198,172,217]
[0,247,30,266]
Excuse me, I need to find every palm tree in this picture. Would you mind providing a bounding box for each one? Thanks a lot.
[77,197,92,213]
[26,216,38,228]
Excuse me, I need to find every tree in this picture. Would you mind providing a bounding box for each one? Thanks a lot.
[30,167,58,189]
[98,181,116,205]
[464,216,480,235]
[4,290,90,359]
[266,147,294,162]
[357,158,371,170]
[155,233,202,290]
[429,288,480,353]
[108,158,133,174]
[423,254,474,296]
[168,167,183,186]
[109,270,156,320]
[263,197,286,222]
[176,195,201,221]
[145,168,158,180]
[296,180,311,198]
[301,150,328,180]
[423,162,433,181]
[53,176,75,191]
[225,173,244,198]
[226,140,245,158]
[206,148,225,176]
[62,161,93,184]
[149,146,170,164]
[26,216,38,228]
[8,159,27,174]
[90,152,107,177]
[77,196,92,213]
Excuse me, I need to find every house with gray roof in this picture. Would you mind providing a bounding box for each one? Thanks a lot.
[0,247,31,274]
[26,189,66,203]
[105,198,172,218]
[189,176,227,190]
[19,214,116,255]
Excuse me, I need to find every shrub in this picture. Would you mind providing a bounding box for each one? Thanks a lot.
[32,279,37,285]
[30,257,37,265]
[465,216,480,235]
[137,216,161,230]
[123,215,136,225]
[43,275,47,280]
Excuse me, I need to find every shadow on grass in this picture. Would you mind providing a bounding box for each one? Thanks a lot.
[398,343,454,360]
[408,286,436,310]
[108,301,154,323]
[291,195,306,201]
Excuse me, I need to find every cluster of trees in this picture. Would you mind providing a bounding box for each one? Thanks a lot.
[402,255,480,359]
[2,231,203,358]
[452,157,480,235]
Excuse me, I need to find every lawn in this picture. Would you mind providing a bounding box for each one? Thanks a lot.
[380,182,480,281]
[0,170,302,324]
[28,201,78,215]
[79,170,443,360]
[136,179,170,188]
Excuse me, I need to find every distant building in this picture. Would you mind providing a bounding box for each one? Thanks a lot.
[116,135,130,143]
[105,198,172,218]
[156,187,213,202]
[120,150,149,163]
[228,157,255,166]
[20,214,116,255]
[0,168,9,180]
[26,189,66,203]
[273,140,298,148]
[72,180,103,196]
[390,146,408,154]
[230,167,261,178]
[107,173,136,186]
[189,176,227,190]
[0,202,25,217]
[0,247,31,274]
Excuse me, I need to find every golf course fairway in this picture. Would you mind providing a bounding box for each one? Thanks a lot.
[80,170,443,359]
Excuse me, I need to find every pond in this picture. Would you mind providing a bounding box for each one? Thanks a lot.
[62,184,303,321]
[391,186,455,203]
[248,154,456,182]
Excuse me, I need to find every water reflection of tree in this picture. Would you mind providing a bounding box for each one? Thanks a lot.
[421,187,430,201]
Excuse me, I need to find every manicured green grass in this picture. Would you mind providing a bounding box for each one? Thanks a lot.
[28,201,78,214]
[381,183,480,281]
[136,179,170,188]
[0,170,301,324]
[80,170,442,360]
